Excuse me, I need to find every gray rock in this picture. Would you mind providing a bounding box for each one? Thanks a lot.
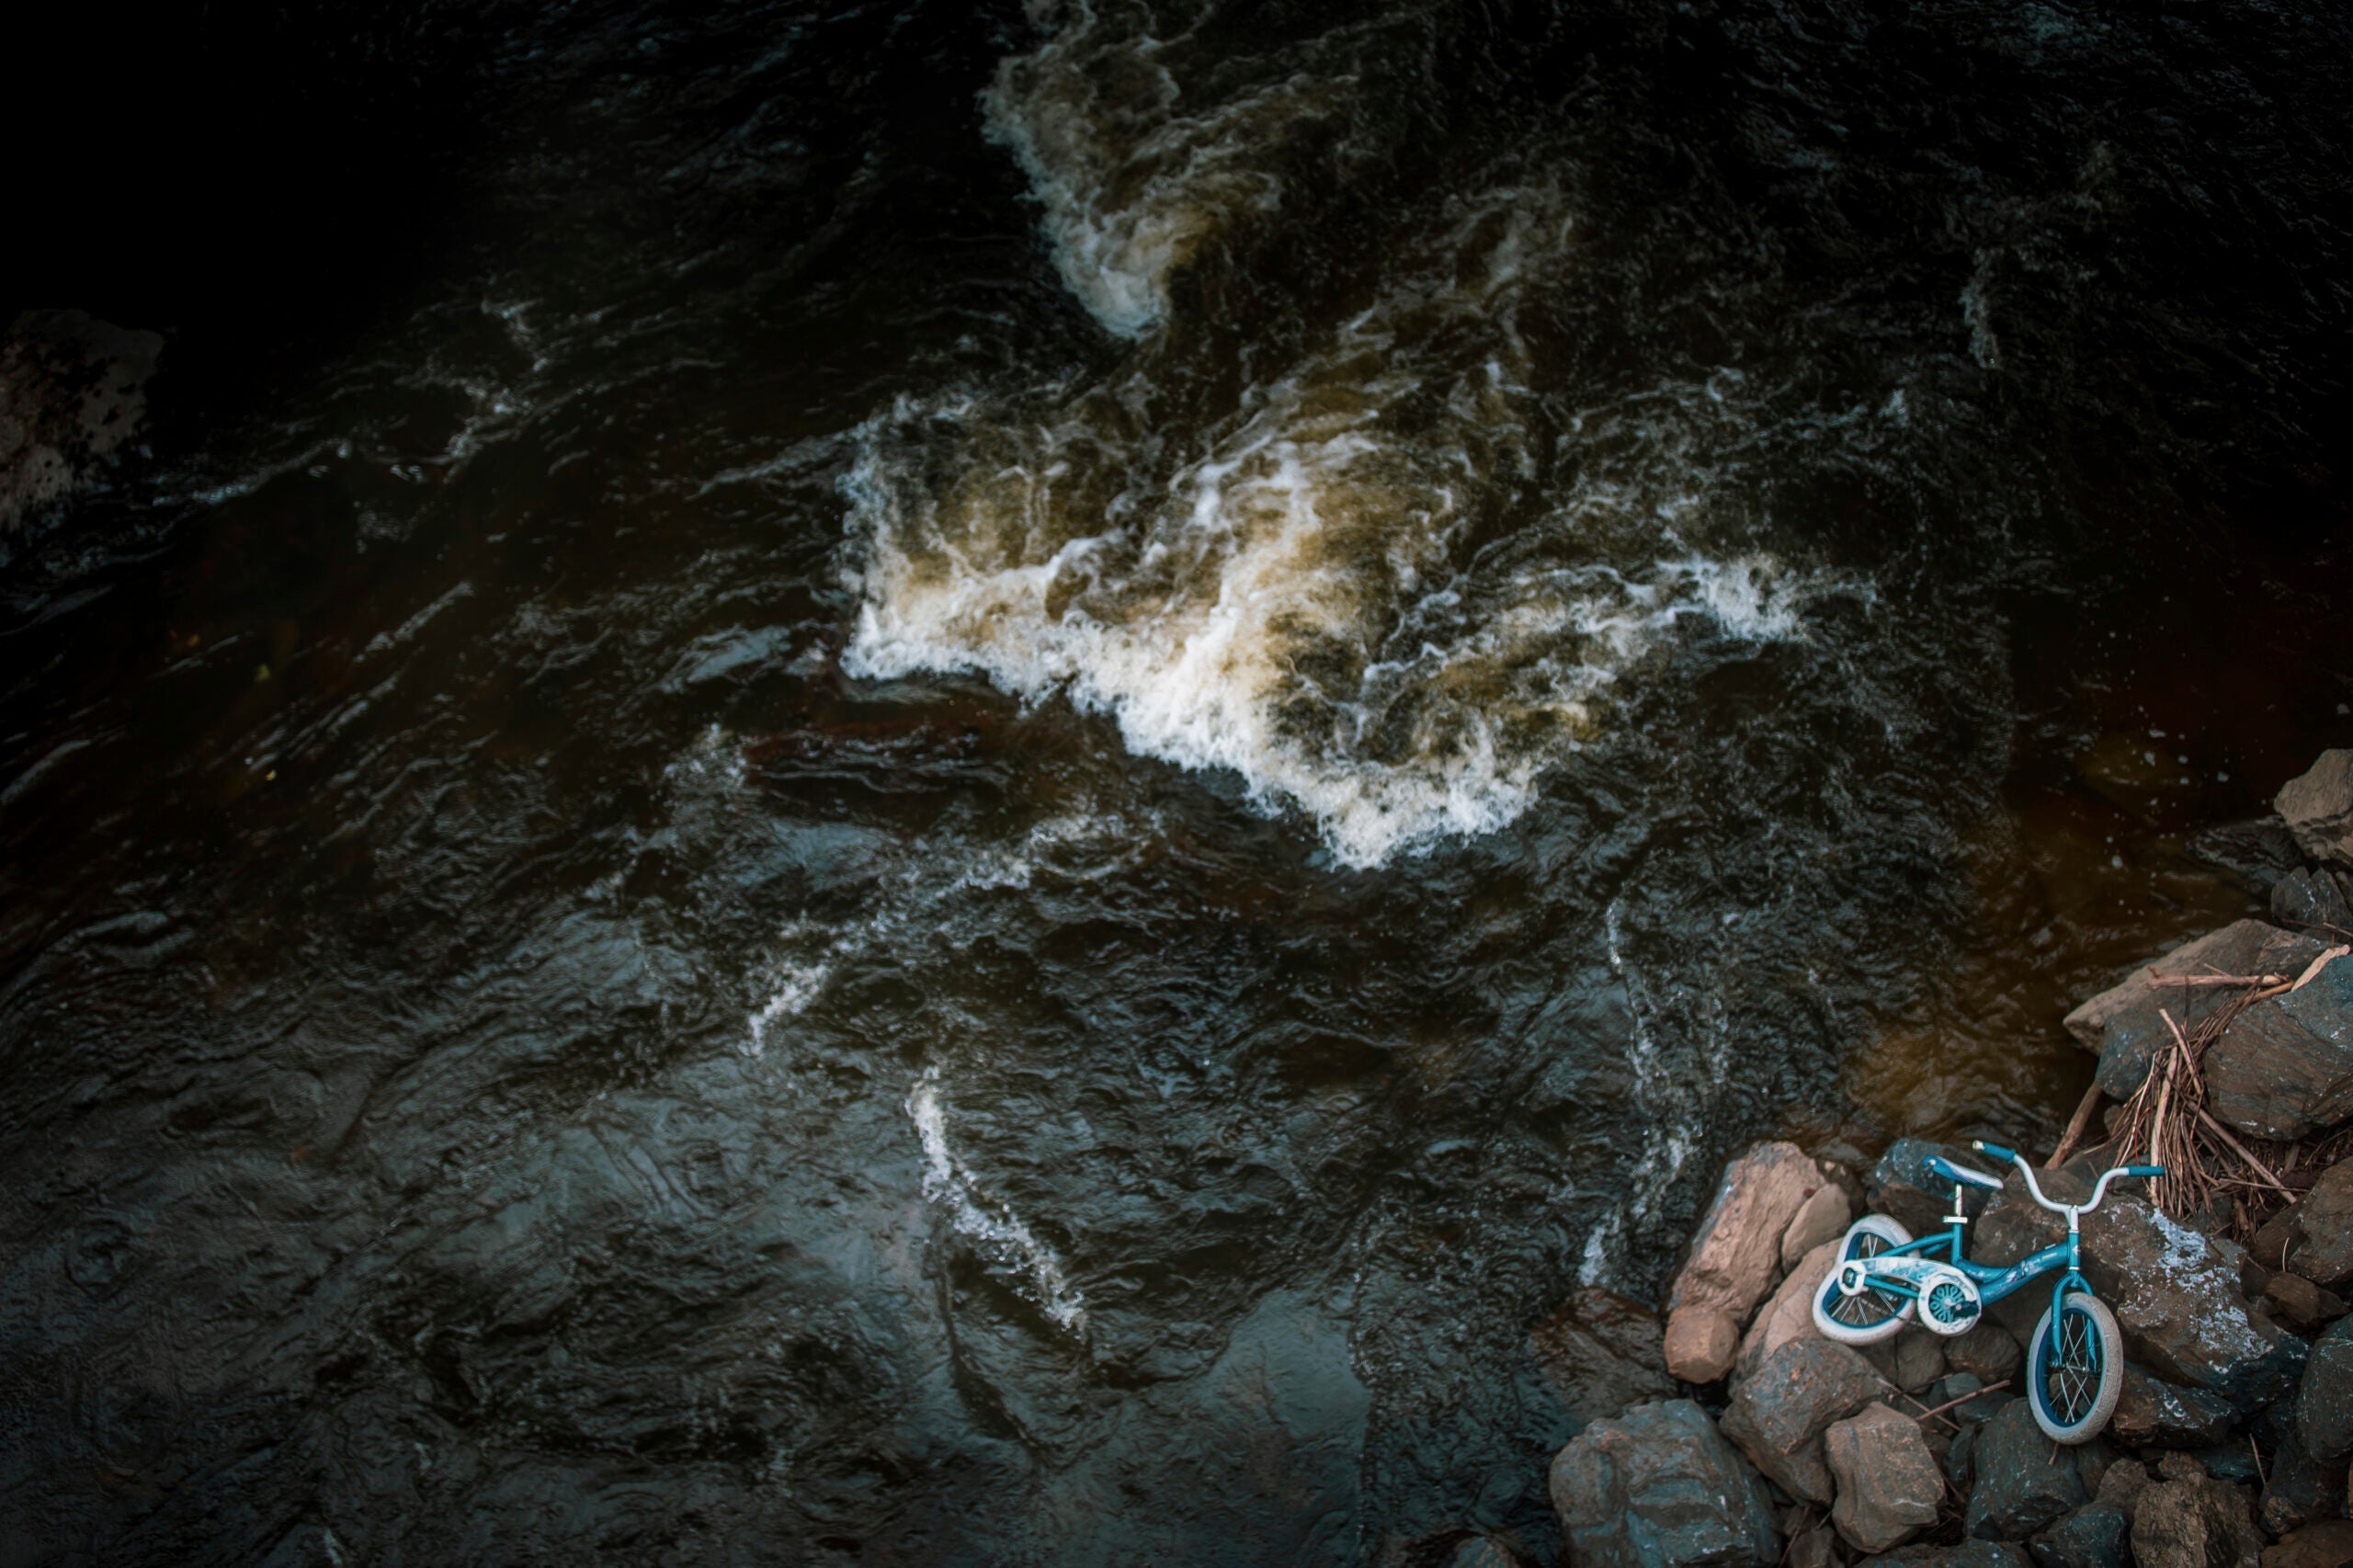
[2110,1368,2239,1448]
[2063,920,2282,1098]
[1974,1180,2305,1414]
[1860,1541,2031,1568]
[1667,1143,1830,1382]
[2297,1313,2353,1462]
[2256,1158,2353,1293]
[1946,1323,2023,1387]
[1931,1371,2015,1426]
[2259,1423,2347,1537]
[1531,1287,1677,1424]
[2203,953,2353,1141]
[2028,1501,2131,1568]
[1444,1536,1529,1568]
[1720,1337,1887,1504]
[2194,1443,2264,1484]
[1870,1140,1997,1237]
[2274,869,2353,937]
[1968,1399,2087,1541]
[0,310,162,534]
[2130,1473,2263,1568]
[2279,752,2353,872]
[1549,1399,1779,1568]
[1866,1326,1945,1395]
[1825,1402,1943,1553]
[1946,1423,1978,1493]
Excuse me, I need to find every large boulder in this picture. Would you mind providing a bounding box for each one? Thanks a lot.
[2274,869,2353,936]
[2130,1466,2264,1568]
[1719,1338,1885,1504]
[2028,1502,2131,1568]
[2297,1314,2353,1463]
[1549,1399,1779,1568]
[2263,1520,2353,1568]
[2202,953,2353,1142]
[1531,1288,1677,1424]
[1974,1177,2305,1414]
[1665,1144,1830,1382]
[2279,753,2353,872]
[2109,1368,2237,1449]
[2063,920,2286,1098]
[1736,1239,1841,1384]
[1969,1399,2087,1540]
[0,310,162,535]
[1783,1186,1853,1273]
[1870,1140,1996,1237]
[1824,1403,1943,1553]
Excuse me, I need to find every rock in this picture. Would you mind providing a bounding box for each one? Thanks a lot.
[2258,1158,2353,1292]
[1790,1525,1837,1568]
[2131,1471,2264,1568]
[1863,1326,1947,1394]
[1932,1371,2015,1426]
[1720,1337,1887,1504]
[0,310,162,534]
[2063,920,2282,1096]
[1947,1423,1979,1492]
[1860,1540,2032,1568]
[1870,1140,1996,1237]
[2028,1501,2131,1568]
[1444,1537,1529,1568]
[1947,1323,2024,1387]
[1549,1399,1779,1568]
[1825,1402,1944,1553]
[1666,1143,1830,1381]
[2111,1368,2238,1448]
[1784,1186,1855,1274]
[2275,869,2353,937]
[2095,1460,2152,1511]
[2267,1270,2350,1333]
[2298,1314,2353,1462]
[2195,1444,2264,1484]
[2279,753,2353,871]
[1531,1288,1678,1422]
[2264,1520,2353,1568]
[1969,1398,2088,1540]
[2203,953,2353,1142]
[1974,1181,2306,1414]
[1738,1239,1842,1383]
[2260,1424,2348,1537]
[1666,1308,1745,1387]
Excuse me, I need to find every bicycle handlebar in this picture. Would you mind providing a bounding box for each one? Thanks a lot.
[1970,1141,2164,1215]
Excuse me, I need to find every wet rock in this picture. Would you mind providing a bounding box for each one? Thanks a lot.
[2063,920,2281,1098]
[2279,753,2353,872]
[2111,1368,2238,1448]
[2191,818,2313,897]
[1975,1181,2305,1414]
[2263,1521,2353,1568]
[1531,1288,1677,1423]
[1720,1337,1886,1504]
[1870,1140,1995,1237]
[1549,1398,1779,1568]
[1947,1323,2023,1388]
[2256,1158,2353,1292]
[2028,1501,2131,1568]
[1968,1398,2087,1540]
[2131,1470,2264,1568]
[2203,954,2353,1142]
[2267,1270,2349,1334]
[2259,1423,2348,1537]
[2275,869,2353,937]
[1784,1186,1854,1273]
[0,310,162,534]
[1825,1402,1943,1553]
[1667,1143,1829,1382]
[2298,1314,2353,1462]
[1738,1239,1841,1384]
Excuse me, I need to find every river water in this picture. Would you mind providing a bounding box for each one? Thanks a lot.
[5,2,2352,1562]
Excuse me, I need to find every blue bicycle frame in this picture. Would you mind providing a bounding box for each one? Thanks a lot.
[1871,1217,2086,1327]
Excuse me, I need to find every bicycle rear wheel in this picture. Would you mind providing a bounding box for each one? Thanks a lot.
[2027,1292,2122,1443]
[1810,1214,1915,1345]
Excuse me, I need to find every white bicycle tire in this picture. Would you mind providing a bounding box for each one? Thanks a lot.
[1810,1213,1915,1346]
[2027,1292,2123,1443]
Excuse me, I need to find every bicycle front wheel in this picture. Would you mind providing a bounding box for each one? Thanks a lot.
[2027,1292,2123,1443]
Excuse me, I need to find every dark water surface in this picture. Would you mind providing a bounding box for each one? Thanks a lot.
[6,2,2353,1562]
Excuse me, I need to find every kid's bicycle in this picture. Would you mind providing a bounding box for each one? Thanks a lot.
[1810,1141,2163,1443]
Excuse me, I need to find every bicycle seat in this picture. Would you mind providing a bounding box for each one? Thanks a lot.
[1927,1154,2004,1190]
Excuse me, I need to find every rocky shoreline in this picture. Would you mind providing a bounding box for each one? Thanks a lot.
[1435,750,2353,1568]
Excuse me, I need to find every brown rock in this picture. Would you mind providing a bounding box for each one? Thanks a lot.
[1549,1399,1780,1568]
[2279,752,2353,872]
[1789,1525,1837,1568]
[1720,1337,1885,1504]
[1670,1142,1829,1325]
[1784,1186,1854,1274]
[2202,953,2353,1142]
[1739,1239,1843,1384]
[2265,1520,2353,1568]
[2063,920,2282,1097]
[2258,1157,2353,1292]
[2268,1269,2349,1332]
[1945,1322,2022,1386]
[1666,1306,1745,1386]
[0,311,162,534]
[1825,1403,1944,1553]
[2096,1459,2152,1511]
[2131,1472,2264,1568]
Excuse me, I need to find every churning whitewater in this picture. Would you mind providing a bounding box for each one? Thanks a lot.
[847,19,1868,865]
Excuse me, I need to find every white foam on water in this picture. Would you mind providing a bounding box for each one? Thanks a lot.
[907,1067,1088,1334]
